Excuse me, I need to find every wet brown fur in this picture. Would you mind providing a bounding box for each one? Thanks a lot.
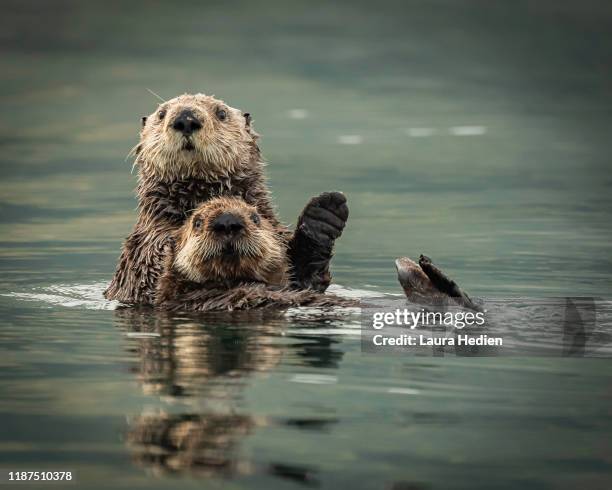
[155,197,357,312]
[157,283,357,312]
[104,94,288,304]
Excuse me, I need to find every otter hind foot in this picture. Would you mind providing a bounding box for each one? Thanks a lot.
[418,254,463,299]
[288,191,349,292]
[396,255,480,311]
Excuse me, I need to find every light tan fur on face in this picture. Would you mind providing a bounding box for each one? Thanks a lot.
[135,94,259,182]
[174,197,287,286]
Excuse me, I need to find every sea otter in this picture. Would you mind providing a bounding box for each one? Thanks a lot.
[155,197,357,311]
[104,93,348,305]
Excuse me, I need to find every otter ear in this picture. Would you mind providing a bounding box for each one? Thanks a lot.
[141,116,147,127]
[243,112,252,127]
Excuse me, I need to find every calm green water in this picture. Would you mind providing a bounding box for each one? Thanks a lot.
[1,1,611,488]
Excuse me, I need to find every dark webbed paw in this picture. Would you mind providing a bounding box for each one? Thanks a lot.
[297,191,348,247]
[288,192,349,292]
[418,255,480,311]
[418,255,462,297]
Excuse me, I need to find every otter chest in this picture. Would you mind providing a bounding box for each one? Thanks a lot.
[144,177,256,223]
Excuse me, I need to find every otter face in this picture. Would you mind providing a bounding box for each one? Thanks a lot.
[137,94,258,181]
[173,197,287,286]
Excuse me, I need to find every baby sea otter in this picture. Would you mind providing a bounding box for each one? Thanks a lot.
[104,93,348,304]
[155,197,357,311]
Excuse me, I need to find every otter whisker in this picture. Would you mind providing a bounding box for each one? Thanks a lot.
[235,239,260,259]
[146,88,166,102]
[125,142,141,163]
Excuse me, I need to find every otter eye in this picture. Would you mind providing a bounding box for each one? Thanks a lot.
[158,109,166,120]
[216,108,227,121]
[250,213,260,225]
[193,218,203,230]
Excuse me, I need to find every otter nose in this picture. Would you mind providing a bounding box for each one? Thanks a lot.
[172,109,202,136]
[211,213,245,236]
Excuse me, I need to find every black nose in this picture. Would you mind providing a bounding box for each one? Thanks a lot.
[172,109,202,136]
[211,213,245,235]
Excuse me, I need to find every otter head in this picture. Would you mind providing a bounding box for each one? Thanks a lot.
[173,197,287,286]
[136,94,258,182]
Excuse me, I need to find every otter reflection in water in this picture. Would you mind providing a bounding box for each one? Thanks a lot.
[115,308,347,478]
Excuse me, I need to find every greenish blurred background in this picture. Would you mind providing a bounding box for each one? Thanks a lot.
[1,1,611,489]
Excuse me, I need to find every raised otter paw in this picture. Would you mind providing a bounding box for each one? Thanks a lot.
[288,191,349,292]
[297,192,348,247]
